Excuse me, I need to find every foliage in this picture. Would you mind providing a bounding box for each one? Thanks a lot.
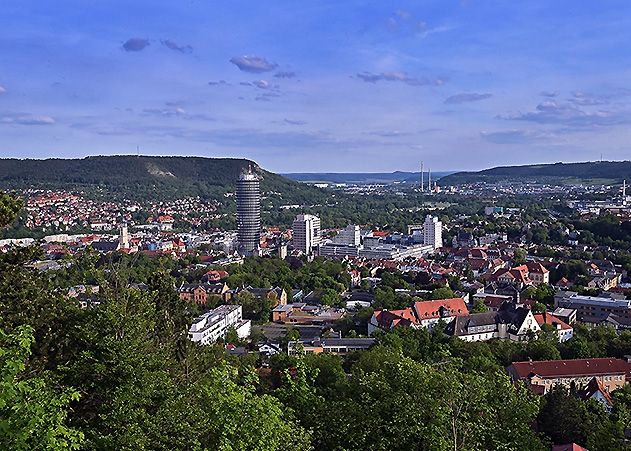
[0,326,84,450]
[0,191,23,227]
[441,161,631,185]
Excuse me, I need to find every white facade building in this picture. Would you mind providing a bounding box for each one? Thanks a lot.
[292,214,321,255]
[188,305,251,345]
[423,215,443,250]
[334,224,361,246]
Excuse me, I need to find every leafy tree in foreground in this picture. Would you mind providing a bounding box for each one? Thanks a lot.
[0,191,23,228]
[278,346,545,451]
[0,326,84,450]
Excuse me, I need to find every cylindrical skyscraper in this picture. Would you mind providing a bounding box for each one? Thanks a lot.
[236,167,261,255]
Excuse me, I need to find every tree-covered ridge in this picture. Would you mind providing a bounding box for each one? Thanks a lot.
[440,160,631,185]
[0,155,326,202]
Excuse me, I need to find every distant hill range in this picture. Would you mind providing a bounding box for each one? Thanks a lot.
[0,156,324,202]
[439,161,631,186]
[283,171,455,185]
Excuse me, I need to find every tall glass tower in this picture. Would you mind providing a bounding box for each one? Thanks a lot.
[236,167,261,255]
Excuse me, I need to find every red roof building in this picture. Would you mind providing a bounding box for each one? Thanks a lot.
[507,358,631,395]
[534,312,574,342]
[369,298,469,334]
[551,444,589,451]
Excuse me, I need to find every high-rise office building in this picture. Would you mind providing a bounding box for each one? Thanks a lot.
[118,224,129,249]
[236,167,261,255]
[335,224,361,246]
[423,215,443,250]
[292,214,321,254]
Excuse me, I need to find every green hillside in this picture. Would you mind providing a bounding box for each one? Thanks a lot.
[0,156,325,202]
[439,160,631,185]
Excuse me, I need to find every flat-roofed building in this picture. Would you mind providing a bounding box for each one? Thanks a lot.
[555,292,631,328]
[288,337,375,355]
[188,305,251,345]
[292,214,321,255]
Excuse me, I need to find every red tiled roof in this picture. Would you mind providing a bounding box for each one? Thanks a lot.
[534,313,572,330]
[468,258,490,270]
[510,358,631,379]
[373,309,416,330]
[525,261,550,274]
[551,444,589,451]
[413,298,469,320]
[491,267,531,284]
[470,248,488,259]
[579,377,613,406]
[555,277,572,287]
[484,296,511,309]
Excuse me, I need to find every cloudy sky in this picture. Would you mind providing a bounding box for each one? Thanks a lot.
[1,1,631,172]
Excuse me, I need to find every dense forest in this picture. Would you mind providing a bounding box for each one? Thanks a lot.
[440,160,631,185]
[0,156,326,203]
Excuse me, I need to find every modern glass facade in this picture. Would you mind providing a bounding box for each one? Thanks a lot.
[236,170,261,254]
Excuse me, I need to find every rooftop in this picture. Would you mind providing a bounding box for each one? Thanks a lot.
[510,358,631,379]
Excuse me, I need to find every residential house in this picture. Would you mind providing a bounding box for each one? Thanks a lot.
[201,269,230,282]
[233,286,288,306]
[534,312,574,342]
[179,282,230,306]
[578,377,614,411]
[368,308,418,335]
[487,261,550,288]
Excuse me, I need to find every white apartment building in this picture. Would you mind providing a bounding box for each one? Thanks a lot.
[292,214,321,255]
[188,305,251,345]
[423,215,443,250]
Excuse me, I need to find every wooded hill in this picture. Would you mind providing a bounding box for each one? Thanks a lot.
[0,156,326,202]
[440,160,631,185]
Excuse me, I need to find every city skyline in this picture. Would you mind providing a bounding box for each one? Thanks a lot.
[2,1,631,172]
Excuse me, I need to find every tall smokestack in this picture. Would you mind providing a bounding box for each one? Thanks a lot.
[428,168,432,192]
[420,161,424,192]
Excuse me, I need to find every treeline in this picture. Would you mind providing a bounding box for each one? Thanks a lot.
[441,160,631,185]
[0,156,326,204]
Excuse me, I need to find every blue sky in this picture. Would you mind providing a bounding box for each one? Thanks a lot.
[1,1,631,172]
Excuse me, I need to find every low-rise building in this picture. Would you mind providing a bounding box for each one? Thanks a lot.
[555,292,631,329]
[272,303,346,325]
[179,282,230,306]
[232,286,288,306]
[507,358,631,395]
[445,303,541,342]
[288,337,376,355]
[534,312,573,342]
[368,297,469,335]
[188,305,251,345]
